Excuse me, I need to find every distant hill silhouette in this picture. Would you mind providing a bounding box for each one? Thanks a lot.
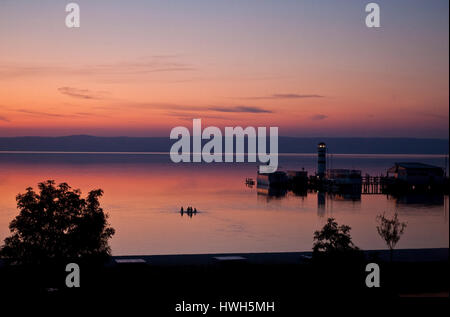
[0,135,448,154]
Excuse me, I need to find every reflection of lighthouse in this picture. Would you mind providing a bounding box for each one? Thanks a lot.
[317,191,325,217]
[317,142,327,179]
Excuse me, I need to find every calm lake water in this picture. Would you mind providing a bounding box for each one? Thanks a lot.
[0,153,448,255]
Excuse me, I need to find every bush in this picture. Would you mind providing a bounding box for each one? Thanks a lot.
[312,218,362,262]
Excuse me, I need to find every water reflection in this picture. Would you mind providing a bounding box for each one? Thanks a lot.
[256,186,288,199]
[256,179,448,236]
[317,191,326,217]
[257,182,364,216]
[257,182,446,207]
[393,194,445,206]
[0,153,448,255]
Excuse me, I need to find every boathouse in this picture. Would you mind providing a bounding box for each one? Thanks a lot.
[386,162,445,185]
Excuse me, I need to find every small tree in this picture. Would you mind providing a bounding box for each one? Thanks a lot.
[313,218,359,259]
[376,212,407,262]
[0,180,115,264]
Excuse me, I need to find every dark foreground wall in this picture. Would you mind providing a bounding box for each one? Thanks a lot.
[0,249,448,313]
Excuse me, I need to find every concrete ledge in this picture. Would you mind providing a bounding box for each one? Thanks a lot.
[111,248,448,267]
[213,256,247,262]
[115,258,146,264]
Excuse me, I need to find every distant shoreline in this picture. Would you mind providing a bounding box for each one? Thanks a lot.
[0,135,448,154]
[0,151,447,158]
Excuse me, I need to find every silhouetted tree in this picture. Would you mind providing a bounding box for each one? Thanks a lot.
[313,218,360,260]
[311,218,364,291]
[0,180,115,264]
[376,212,407,262]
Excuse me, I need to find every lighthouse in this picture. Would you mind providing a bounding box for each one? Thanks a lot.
[317,142,327,179]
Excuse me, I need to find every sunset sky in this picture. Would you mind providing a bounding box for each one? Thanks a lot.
[0,0,448,138]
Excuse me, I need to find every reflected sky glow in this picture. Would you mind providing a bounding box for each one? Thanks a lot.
[0,153,447,255]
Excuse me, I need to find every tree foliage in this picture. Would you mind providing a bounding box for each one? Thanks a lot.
[0,180,115,264]
[313,218,359,257]
[376,212,406,261]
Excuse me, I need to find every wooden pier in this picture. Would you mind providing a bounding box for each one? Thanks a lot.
[362,175,387,194]
[256,171,448,196]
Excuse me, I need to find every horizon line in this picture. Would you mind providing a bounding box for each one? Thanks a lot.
[0,151,447,158]
[0,134,449,140]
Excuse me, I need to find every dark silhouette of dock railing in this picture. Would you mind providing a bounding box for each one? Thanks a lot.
[362,175,387,194]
